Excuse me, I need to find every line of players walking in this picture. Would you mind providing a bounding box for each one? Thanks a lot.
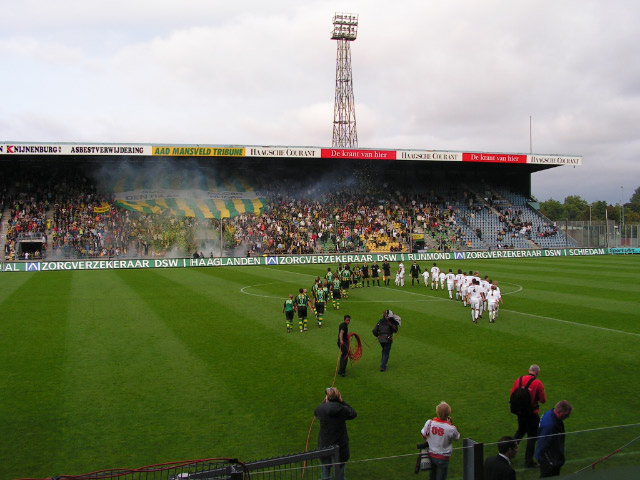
[397,261,504,324]
[283,261,504,332]
[282,261,397,333]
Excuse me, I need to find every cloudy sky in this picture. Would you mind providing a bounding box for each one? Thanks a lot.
[2,0,638,204]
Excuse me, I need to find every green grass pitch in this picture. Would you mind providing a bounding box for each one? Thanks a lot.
[1,255,639,479]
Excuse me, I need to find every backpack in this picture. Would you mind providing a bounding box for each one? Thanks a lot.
[510,375,536,415]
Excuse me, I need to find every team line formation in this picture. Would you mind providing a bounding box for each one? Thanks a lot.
[282,260,504,332]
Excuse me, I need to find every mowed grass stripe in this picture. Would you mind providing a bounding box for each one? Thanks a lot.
[511,286,637,315]
[452,256,640,281]
[54,270,242,474]
[1,255,638,480]
[146,266,507,465]
[111,268,285,457]
[115,267,353,459]
[0,272,73,479]
[0,271,32,303]
[346,278,640,340]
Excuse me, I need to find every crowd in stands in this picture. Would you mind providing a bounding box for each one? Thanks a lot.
[1,161,573,260]
[227,189,413,255]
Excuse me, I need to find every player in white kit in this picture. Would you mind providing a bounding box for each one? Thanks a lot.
[469,279,485,324]
[486,285,500,323]
[430,263,440,290]
[479,275,490,317]
[445,268,456,300]
[422,269,430,288]
[396,261,405,287]
[438,271,446,290]
[455,269,465,301]
[492,281,503,318]
[461,273,470,306]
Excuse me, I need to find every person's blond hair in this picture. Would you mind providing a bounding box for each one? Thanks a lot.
[326,387,341,402]
[436,401,451,420]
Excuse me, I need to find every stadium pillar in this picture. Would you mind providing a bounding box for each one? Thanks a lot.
[462,437,484,480]
[587,204,591,247]
[220,218,224,257]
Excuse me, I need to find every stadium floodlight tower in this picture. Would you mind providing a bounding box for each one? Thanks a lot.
[331,12,359,148]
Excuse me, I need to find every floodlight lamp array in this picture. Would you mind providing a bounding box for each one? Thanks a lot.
[331,12,358,40]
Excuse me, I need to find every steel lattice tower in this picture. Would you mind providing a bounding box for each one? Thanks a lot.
[331,13,358,148]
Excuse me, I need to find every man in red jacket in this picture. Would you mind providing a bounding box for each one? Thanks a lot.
[510,364,546,468]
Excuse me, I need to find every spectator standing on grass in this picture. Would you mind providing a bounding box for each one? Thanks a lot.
[484,436,518,480]
[337,315,351,377]
[372,310,400,372]
[510,364,546,469]
[535,400,572,478]
[420,401,460,480]
[315,386,357,480]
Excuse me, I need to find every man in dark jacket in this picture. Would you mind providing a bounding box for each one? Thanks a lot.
[337,315,350,377]
[372,310,400,372]
[409,261,422,286]
[314,387,357,480]
[484,436,518,480]
[535,400,572,477]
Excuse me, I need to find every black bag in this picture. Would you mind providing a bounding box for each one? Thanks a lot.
[510,375,536,415]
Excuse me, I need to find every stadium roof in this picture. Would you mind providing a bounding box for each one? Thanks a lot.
[0,142,580,172]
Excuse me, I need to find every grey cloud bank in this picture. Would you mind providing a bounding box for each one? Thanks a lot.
[1,0,638,204]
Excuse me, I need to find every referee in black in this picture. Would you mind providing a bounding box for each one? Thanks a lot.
[371,260,381,286]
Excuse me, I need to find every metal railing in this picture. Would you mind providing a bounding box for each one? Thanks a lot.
[25,447,341,480]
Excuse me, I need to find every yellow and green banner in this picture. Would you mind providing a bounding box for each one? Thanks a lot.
[111,173,264,219]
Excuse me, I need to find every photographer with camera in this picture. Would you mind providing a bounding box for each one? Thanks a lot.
[372,310,400,372]
[419,401,460,480]
[314,387,357,480]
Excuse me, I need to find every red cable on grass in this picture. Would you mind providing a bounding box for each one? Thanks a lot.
[346,332,363,363]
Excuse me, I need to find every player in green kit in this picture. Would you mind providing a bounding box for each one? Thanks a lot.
[295,288,311,332]
[352,264,362,288]
[283,294,295,333]
[311,277,320,317]
[325,268,335,302]
[332,277,342,309]
[325,267,334,284]
[315,281,328,327]
[341,264,352,298]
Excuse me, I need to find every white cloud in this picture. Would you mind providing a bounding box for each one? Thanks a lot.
[0,37,84,65]
[1,0,639,203]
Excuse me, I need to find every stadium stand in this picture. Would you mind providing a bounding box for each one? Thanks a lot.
[1,158,575,260]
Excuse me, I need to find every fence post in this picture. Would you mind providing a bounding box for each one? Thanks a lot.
[462,437,483,480]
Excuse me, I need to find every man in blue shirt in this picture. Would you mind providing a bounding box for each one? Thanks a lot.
[535,400,573,477]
